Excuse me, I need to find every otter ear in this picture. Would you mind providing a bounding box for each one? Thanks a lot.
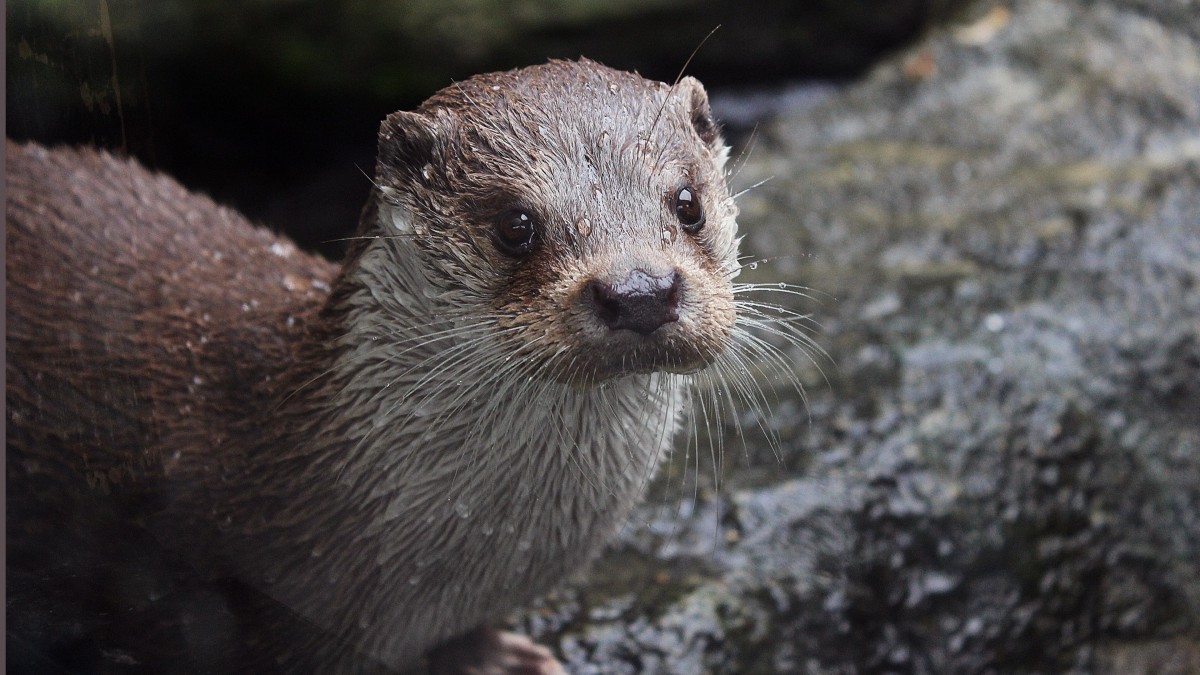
[376,110,442,185]
[363,111,444,238]
[677,76,722,148]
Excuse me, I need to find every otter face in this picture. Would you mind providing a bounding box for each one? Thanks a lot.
[371,60,739,386]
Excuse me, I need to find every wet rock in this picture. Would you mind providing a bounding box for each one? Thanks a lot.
[526,0,1200,671]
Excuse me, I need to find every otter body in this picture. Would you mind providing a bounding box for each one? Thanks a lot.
[6,60,741,673]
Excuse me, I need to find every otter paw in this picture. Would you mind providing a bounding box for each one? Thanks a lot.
[427,627,565,675]
[479,632,564,675]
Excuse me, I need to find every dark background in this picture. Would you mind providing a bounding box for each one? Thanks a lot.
[7,0,964,258]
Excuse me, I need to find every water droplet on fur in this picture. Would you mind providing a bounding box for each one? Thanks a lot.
[454,502,471,519]
[421,164,433,180]
[661,224,677,244]
[482,524,494,536]
[608,82,619,94]
[575,216,593,238]
[517,539,532,552]
[778,282,787,288]
[408,575,421,586]
[748,262,759,270]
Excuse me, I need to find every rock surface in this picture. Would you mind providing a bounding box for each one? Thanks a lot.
[527,1,1200,672]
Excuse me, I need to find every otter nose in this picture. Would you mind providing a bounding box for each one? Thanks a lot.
[588,269,682,336]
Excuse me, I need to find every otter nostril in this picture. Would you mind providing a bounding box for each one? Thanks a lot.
[589,280,622,329]
[587,269,682,336]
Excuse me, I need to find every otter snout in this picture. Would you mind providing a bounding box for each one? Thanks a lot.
[586,269,682,336]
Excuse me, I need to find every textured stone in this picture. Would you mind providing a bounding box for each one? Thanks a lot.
[531,0,1200,671]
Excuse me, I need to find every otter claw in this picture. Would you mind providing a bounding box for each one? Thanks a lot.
[428,628,565,675]
[489,631,565,675]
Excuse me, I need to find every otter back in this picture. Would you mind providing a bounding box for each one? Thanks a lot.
[6,140,340,672]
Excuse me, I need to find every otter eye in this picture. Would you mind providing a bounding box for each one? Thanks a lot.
[674,186,705,233]
[494,209,537,256]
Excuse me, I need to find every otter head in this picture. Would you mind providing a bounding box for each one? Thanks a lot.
[363,59,739,386]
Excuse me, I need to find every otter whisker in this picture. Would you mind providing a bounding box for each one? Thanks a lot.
[732,280,826,301]
[726,122,761,182]
[731,175,773,201]
[711,337,786,456]
[330,324,520,484]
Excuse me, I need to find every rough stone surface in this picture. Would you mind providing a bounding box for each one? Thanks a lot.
[524,1,1200,672]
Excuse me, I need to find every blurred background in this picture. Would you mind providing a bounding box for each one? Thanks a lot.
[7,0,963,258]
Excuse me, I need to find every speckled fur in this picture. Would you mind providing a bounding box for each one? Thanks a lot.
[6,59,740,672]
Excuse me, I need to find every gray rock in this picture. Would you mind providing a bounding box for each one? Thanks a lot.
[524,0,1200,672]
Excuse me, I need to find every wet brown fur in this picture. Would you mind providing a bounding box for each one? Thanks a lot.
[6,59,739,672]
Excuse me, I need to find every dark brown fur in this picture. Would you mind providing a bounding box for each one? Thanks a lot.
[6,140,355,671]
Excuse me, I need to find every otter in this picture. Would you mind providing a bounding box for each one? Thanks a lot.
[6,59,775,673]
